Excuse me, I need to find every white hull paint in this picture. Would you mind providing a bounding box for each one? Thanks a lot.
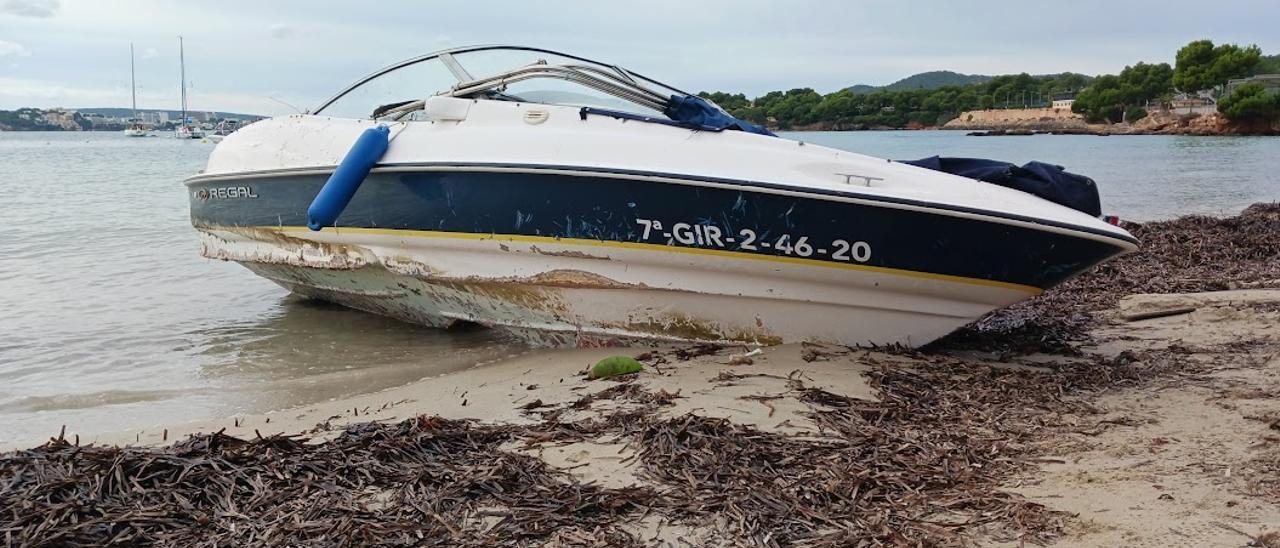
[187,46,1136,348]
[199,226,1033,347]
[196,105,1132,244]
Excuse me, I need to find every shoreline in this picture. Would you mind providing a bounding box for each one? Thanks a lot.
[940,109,1280,137]
[778,109,1280,136]
[7,126,1278,137]
[3,204,1279,545]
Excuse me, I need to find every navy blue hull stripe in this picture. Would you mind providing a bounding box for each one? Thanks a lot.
[189,170,1129,290]
[187,162,1139,246]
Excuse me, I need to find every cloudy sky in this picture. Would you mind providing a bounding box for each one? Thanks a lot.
[2,0,1277,115]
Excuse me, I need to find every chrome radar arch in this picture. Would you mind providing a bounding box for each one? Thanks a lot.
[313,45,694,118]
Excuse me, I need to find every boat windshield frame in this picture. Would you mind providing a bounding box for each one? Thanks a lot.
[313,45,693,118]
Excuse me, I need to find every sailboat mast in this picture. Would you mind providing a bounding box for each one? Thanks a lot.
[179,36,186,128]
[130,43,137,119]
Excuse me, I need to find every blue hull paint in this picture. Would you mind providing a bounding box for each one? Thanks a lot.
[189,169,1130,290]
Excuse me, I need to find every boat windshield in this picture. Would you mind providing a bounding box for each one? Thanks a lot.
[315,46,691,120]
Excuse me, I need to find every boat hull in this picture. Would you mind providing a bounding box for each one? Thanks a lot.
[188,167,1134,347]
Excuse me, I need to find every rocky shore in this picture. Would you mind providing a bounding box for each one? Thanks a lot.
[2,205,1279,546]
[943,108,1280,136]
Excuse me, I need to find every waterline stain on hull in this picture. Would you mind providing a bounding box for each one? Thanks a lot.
[188,170,1132,289]
[198,225,1063,348]
[189,168,1132,347]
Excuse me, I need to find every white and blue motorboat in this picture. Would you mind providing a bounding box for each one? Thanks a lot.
[186,45,1137,347]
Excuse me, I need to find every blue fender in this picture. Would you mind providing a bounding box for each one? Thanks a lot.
[307,125,391,231]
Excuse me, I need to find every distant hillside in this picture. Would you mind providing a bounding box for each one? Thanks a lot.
[76,107,264,120]
[847,71,993,94]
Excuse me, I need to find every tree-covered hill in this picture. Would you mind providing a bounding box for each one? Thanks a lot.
[702,72,1091,130]
[0,108,87,130]
[847,70,993,94]
[699,40,1273,130]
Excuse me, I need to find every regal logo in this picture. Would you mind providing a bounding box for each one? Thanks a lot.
[196,186,258,200]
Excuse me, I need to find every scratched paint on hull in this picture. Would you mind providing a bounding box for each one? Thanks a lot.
[188,169,1130,291]
[197,227,1030,347]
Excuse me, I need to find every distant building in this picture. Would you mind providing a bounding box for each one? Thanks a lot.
[1051,93,1075,110]
[1169,94,1217,115]
[43,108,80,130]
[1225,74,1280,96]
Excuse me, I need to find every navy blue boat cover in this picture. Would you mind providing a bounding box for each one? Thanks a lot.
[664,95,776,136]
[902,156,1102,216]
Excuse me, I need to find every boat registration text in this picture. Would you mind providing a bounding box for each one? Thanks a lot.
[634,218,871,262]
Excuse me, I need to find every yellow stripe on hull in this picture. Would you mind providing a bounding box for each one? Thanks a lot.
[264,225,1043,295]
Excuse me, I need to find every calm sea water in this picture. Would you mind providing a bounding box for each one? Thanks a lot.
[0,132,520,446]
[1,130,1276,446]
[780,131,1280,220]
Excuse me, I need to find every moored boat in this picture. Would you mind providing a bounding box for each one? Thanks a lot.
[123,43,150,138]
[123,123,150,137]
[175,125,205,139]
[206,119,240,143]
[173,36,204,140]
[186,45,1137,347]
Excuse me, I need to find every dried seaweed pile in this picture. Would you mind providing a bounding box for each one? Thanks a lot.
[634,348,1205,546]
[934,203,1280,352]
[636,386,1057,546]
[2,349,1247,546]
[0,419,653,547]
[6,349,1176,547]
[4,205,1277,547]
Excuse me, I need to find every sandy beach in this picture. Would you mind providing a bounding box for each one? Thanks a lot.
[3,204,1279,546]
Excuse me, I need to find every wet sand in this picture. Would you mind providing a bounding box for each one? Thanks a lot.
[2,204,1278,546]
[72,343,878,449]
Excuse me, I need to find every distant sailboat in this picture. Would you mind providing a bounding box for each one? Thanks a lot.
[123,43,150,137]
[175,36,205,139]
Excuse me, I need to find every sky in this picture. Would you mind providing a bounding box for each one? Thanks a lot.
[1,0,1278,116]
